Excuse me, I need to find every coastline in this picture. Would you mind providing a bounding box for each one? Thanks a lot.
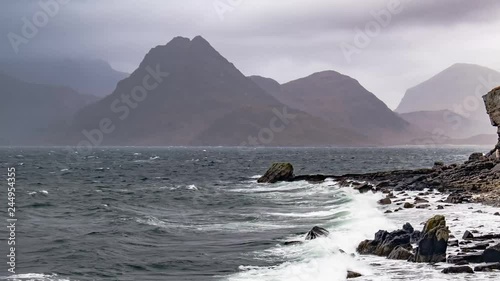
[256,157,500,278]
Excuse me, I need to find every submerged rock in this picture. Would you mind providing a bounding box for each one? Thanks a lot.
[414,215,449,263]
[257,163,294,183]
[305,226,329,240]
[441,266,474,274]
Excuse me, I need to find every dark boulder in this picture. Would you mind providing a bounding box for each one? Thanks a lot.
[482,243,500,263]
[462,230,474,240]
[357,227,411,257]
[346,271,362,279]
[305,226,329,240]
[378,198,392,205]
[257,163,294,183]
[403,202,415,208]
[441,266,474,274]
[402,223,414,233]
[468,152,486,162]
[414,215,449,263]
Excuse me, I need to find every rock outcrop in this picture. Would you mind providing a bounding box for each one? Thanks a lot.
[305,226,330,240]
[483,86,500,158]
[257,163,294,183]
[357,223,413,258]
[414,215,449,263]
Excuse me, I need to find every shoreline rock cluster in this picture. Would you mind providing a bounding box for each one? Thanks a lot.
[358,215,500,274]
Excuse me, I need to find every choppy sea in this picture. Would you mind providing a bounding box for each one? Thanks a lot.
[0,146,498,281]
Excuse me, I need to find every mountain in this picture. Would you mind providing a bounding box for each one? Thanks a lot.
[70,36,373,147]
[399,110,492,139]
[252,72,424,145]
[0,73,98,145]
[0,58,129,97]
[396,63,500,119]
[395,63,500,138]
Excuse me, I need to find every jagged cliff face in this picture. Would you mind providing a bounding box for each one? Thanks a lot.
[483,86,500,156]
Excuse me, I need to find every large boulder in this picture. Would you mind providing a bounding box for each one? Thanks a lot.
[305,226,329,240]
[414,215,449,263]
[482,243,500,263]
[257,163,294,183]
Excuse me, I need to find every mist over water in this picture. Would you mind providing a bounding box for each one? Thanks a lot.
[0,146,492,281]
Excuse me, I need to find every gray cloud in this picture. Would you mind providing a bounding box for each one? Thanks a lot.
[1,0,500,108]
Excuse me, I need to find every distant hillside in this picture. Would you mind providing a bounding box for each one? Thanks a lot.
[70,36,373,147]
[396,63,500,121]
[252,72,425,145]
[0,58,129,97]
[0,73,98,145]
[399,110,492,139]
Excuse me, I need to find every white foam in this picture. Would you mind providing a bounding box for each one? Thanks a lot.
[224,181,499,281]
[3,273,71,281]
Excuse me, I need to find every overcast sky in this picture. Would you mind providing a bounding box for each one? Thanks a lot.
[2,0,500,108]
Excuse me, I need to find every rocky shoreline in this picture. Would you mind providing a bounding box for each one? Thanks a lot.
[255,88,500,277]
[257,161,500,277]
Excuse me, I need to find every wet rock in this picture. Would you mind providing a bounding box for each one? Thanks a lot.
[357,226,412,257]
[448,240,459,247]
[378,198,392,205]
[414,197,429,204]
[437,205,445,210]
[257,163,294,183]
[463,230,474,240]
[474,263,500,272]
[305,226,329,240]
[482,243,500,263]
[447,254,483,264]
[387,245,414,260]
[441,266,474,274]
[468,153,486,162]
[402,223,414,233]
[494,212,500,216]
[416,204,431,209]
[414,215,449,263]
[403,202,415,209]
[462,243,490,251]
[284,241,303,246]
[346,271,362,279]
[354,184,373,194]
[445,193,471,204]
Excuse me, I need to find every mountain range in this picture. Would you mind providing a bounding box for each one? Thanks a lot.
[0,37,498,147]
[251,72,424,145]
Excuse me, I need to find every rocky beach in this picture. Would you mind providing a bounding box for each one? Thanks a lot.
[256,88,500,278]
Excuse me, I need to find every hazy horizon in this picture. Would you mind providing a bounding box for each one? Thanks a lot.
[2,0,500,108]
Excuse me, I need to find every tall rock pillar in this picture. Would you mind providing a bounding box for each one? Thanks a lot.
[483,86,500,158]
